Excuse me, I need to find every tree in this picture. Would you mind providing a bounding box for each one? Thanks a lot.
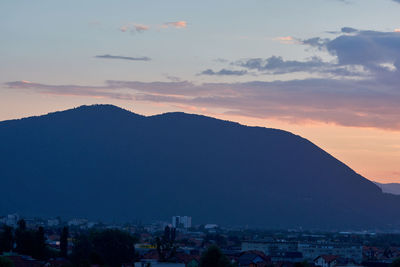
[71,229,136,267]
[391,258,400,267]
[17,220,26,231]
[0,226,13,253]
[91,229,136,267]
[15,221,46,259]
[199,245,233,267]
[15,220,35,256]
[70,233,92,267]
[295,261,310,267]
[60,226,69,258]
[33,227,46,260]
[0,256,14,267]
[156,226,177,262]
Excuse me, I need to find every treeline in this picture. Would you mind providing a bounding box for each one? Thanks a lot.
[0,220,138,267]
[0,219,68,260]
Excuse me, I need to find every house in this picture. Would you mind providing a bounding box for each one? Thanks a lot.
[237,251,271,267]
[314,255,340,267]
[272,252,303,263]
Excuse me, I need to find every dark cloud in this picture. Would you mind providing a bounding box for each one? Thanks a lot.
[325,31,400,69]
[301,37,330,49]
[205,28,400,78]
[232,55,365,77]
[341,27,358,33]
[95,55,151,61]
[200,69,248,76]
[234,56,330,74]
[303,30,400,70]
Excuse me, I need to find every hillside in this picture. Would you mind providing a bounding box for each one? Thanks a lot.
[0,104,399,230]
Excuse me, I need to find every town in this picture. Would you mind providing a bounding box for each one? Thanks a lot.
[1,214,400,267]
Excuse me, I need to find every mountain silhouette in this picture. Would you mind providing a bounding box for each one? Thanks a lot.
[1,104,399,230]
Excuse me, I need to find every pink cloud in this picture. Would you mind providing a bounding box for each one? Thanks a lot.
[273,36,297,44]
[120,23,150,33]
[134,24,150,32]
[162,21,187,29]
[119,26,129,32]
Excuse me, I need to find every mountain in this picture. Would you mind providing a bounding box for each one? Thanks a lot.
[1,104,400,230]
[374,182,400,195]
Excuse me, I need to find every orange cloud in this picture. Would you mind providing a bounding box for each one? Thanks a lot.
[273,36,296,44]
[120,23,150,33]
[134,24,150,32]
[120,26,129,32]
[395,28,400,32]
[162,21,187,29]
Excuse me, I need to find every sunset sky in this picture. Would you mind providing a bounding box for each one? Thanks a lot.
[1,0,400,183]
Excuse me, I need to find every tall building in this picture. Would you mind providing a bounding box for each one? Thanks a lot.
[172,216,192,228]
[5,213,20,227]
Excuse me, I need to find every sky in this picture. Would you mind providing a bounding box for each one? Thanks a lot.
[1,0,400,183]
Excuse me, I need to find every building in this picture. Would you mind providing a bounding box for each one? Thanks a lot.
[172,216,192,228]
[5,214,20,227]
[67,218,88,227]
[314,255,339,267]
[299,243,362,263]
[236,251,271,267]
[47,218,60,227]
[242,241,298,257]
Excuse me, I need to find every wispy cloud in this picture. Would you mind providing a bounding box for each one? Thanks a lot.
[5,81,133,100]
[133,24,150,32]
[95,54,151,61]
[5,75,400,130]
[162,21,187,29]
[120,23,150,33]
[199,69,248,76]
[273,36,297,44]
[120,21,187,33]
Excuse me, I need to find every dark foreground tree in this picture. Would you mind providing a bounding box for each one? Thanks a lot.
[14,221,48,260]
[15,220,35,256]
[71,229,136,267]
[60,226,69,258]
[156,226,177,262]
[199,245,233,267]
[71,234,92,267]
[391,258,400,267]
[33,227,46,260]
[295,261,310,267]
[0,226,13,253]
[0,256,14,267]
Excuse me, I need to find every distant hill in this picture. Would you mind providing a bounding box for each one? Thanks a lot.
[1,104,400,230]
[374,182,400,195]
